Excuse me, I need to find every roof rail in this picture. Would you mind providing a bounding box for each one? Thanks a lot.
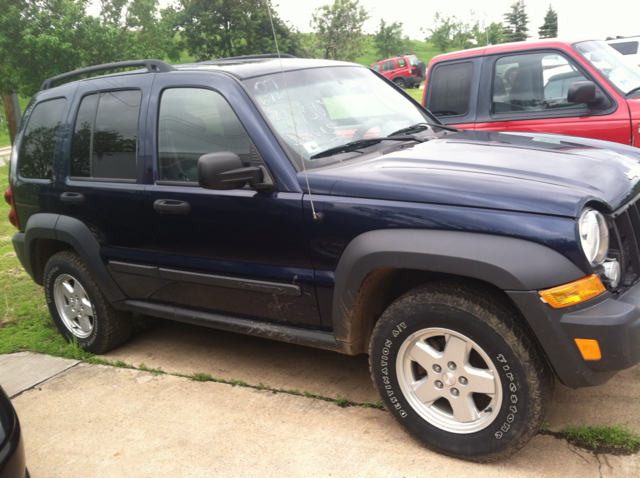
[39,59,174,91]
[202,53,297,63]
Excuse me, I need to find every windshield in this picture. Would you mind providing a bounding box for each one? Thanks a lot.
[244,66,433,169]
[574,40,640,95]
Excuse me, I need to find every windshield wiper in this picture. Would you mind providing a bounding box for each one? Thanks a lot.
[626,86,640,97]
[388,122,458,137]
[310,135,424,160]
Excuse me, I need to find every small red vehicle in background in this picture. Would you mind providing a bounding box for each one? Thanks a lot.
[371,55,426,89]
[421,39,640,147]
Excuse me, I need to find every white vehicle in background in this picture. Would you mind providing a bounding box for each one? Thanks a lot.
[606,36,640,66]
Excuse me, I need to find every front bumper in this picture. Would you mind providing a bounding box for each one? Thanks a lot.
[508,280,640,388]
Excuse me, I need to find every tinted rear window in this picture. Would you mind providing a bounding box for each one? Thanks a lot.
[71,90,141,181]
[426,62,474,117]
[18,98,66,179]
[609,41,639,56]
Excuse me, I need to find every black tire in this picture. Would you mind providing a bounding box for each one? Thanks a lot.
[44,251,132,354]
[394,78,407,89]
[369,282,553,462]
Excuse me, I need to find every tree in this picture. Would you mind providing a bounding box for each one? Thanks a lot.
[0,0,180,97]
[310,0,370,61]
[473,21,507,46]
[503,1,529,42]
[167,0,296,61]
[425,13,454,53]
[538,5,558,39]
[373,19,404,59]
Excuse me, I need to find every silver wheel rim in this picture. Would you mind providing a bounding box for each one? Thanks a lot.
[396,327,502,434]
[53,274,95,339]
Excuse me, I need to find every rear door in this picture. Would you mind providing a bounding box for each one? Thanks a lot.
[423,58,482,127]
[60,75,157,300]
[145,72,321,327]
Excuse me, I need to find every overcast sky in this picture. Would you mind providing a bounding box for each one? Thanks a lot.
[273,0,640,42]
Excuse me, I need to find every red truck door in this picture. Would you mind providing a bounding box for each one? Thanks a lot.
[424,49,632,146]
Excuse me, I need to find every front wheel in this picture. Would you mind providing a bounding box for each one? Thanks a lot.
[369,282,553,462]
[44,251,132,354]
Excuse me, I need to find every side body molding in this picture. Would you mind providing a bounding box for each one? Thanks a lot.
[17,213,126,302]
[331,229,585,349]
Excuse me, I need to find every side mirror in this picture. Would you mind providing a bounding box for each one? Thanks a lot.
[198,152,263,190]
[567,80,601,106]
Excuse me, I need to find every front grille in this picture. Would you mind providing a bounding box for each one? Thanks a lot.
[609,194,640,288]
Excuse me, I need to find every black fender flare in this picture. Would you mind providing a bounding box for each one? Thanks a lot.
[20,213,126,302]
[332,229,585,349]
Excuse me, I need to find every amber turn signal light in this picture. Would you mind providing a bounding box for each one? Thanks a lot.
[539,275,605,308]
[574,338,602,360]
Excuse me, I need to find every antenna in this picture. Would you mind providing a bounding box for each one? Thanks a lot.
[263,0,320,223]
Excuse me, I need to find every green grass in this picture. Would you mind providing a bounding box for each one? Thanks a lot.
[0,162,96,360]
[353,36,451,67]
[558,424,640,454]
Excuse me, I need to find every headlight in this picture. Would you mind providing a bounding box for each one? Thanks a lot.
[579,208,609,265]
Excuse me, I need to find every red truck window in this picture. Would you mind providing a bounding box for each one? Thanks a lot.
[397,58,407,68]
[382,61,395,72]
[426,61,474,117]
[493,53,588,114]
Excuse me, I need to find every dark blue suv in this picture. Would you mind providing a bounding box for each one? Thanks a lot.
[5,56,640,462]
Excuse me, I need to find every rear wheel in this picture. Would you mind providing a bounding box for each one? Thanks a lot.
[369,282,553,462]
[394,78,407,89]
[44,251,132,354]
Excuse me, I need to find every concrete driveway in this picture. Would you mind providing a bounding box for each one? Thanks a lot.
[2,318,639,477]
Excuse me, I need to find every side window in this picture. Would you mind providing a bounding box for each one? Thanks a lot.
[18,98,66,179]
[609,41,639,56]
[426,61,474,117]
[397,58,407,68]
[71,90,141,181]
[382,61,395,72]
[157,88,251,183]
[493,53,589,114]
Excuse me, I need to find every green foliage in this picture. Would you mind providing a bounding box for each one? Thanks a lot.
[373,19,404,60]
[310,0,370,61]
[0,0,180,97]
[503,1,529,42]
[425,12,455,53]
[166,0,298,61]
[538,5,558,39]
[559,424,640,454]
[425,12,477,53]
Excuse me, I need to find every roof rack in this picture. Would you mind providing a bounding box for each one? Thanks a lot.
[201,53,296,63]
[39,59,174,91]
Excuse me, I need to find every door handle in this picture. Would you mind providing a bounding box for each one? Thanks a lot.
[153,199,191,215]
[59,192,85,205]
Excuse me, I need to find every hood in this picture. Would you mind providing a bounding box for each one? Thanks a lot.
[305,130,640,217]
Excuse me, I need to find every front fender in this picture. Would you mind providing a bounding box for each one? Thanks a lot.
[332,229,585,348]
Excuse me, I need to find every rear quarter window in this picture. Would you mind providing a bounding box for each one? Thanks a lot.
[18,98,66,180]
[426,61,474,117]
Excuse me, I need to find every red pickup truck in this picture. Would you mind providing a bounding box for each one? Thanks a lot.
[421,39,640,147]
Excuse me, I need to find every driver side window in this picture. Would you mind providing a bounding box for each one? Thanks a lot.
[157,88,251,182]
[492,53,589,114]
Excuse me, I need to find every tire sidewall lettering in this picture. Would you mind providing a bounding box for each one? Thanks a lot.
[372,304,530,455]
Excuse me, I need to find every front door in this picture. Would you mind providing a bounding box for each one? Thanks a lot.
[145,74,320,328]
